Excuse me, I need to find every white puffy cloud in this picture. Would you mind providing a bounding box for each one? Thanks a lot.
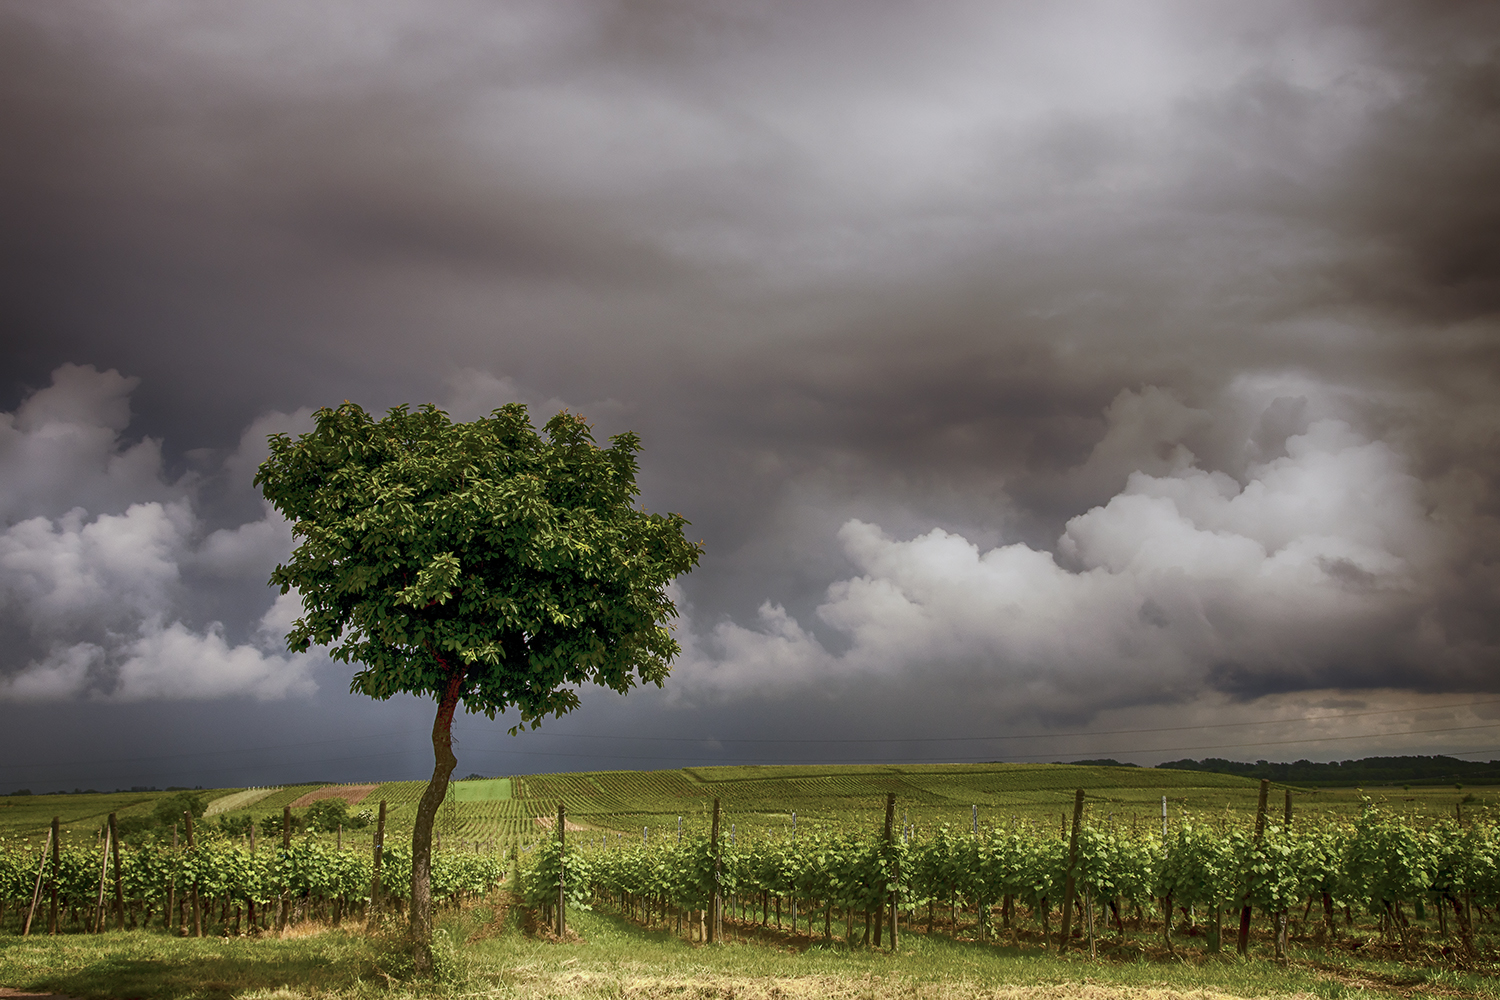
[0,501,190,629]
[0,364,317,703]
[673,386,1449,718]
[0,363,179,522]
[0,643,100,702]
[193,505,294,580]
[114,621,314,701]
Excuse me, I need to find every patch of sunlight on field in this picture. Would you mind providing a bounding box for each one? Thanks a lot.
[453,778,512,802]
[205,787,280,815]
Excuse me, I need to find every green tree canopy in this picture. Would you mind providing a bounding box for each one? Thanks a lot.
[255,401,701,960]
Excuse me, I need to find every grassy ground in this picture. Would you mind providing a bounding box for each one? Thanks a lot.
[4,897,1500,1000]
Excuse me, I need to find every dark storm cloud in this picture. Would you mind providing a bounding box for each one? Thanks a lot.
[1,1,1499,784]
[1320,4,1500,323]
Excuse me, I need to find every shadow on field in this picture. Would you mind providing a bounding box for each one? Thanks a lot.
[3,930,381,1000]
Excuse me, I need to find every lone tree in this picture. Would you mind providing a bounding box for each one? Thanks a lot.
[256,402,701,962]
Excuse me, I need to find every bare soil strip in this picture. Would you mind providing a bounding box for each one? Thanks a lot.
[533,815,591,832]
[288,784,379,809]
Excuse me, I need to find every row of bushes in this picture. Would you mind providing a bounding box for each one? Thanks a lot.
[510,802,1499,958]
[103,793,373,845]
[0,836,501,935]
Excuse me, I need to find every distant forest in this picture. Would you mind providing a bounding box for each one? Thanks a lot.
[1151,755,1500,787]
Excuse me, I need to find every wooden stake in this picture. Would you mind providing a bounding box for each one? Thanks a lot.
[23,826,52,936]
[49,816,60,935]
[245,824,257,931]
[93,825,111,932]
[167,825,177,932]
[277,806,292,932]
[368,800,386,928]
[1237,779,1270,957]
[186,811,201,937]
[1274,788,1293,958]
[109,813,124,930]
[710,798,722,944]
[884,791,898,950]
[1058,790,1084,954]
[556,803,566,937]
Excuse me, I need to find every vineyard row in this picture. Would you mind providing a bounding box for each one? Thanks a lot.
[513,789,1500,960]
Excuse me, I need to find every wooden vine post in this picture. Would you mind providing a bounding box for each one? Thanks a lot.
[1057,789,1085,954]
[278,805,291,931]
[92,823,112,933]
[710,797,722,944]
[556,802,566,937]
[49,816,60,935]
[368,799,386,928]
[167,825,177,932]
[248,824,257,931]
[884,791,899,950]
[110,812,124,930]
[22,824,53,936]
[185,811,202,937]
[1237,778,1270,957]
[1274,788,1293,959]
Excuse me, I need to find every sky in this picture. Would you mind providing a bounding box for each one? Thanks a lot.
[2,1,1499,793]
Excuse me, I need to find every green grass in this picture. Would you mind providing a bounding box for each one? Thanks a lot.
[0,790,168,847]
[451,778,511,802]
[4,899,1499,1000]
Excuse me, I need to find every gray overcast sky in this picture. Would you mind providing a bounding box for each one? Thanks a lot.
[3,0,1499,792]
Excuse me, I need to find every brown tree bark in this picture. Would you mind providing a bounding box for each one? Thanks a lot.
[409,665,465,968]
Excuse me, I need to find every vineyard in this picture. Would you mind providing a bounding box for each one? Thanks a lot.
[0,828,503,938]
[4,763,1499,965]
[511,787,1500,962]
[4,764,1488,854]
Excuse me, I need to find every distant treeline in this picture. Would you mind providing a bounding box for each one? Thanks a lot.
[1151,755,1500,787]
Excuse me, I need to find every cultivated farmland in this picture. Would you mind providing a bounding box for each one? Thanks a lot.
[2,762,1486,852]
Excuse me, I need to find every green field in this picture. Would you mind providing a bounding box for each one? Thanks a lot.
[7,903,1497,1000]
[1,762,1488,853]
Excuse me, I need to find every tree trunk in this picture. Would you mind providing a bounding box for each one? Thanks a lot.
[409,668,465,968]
